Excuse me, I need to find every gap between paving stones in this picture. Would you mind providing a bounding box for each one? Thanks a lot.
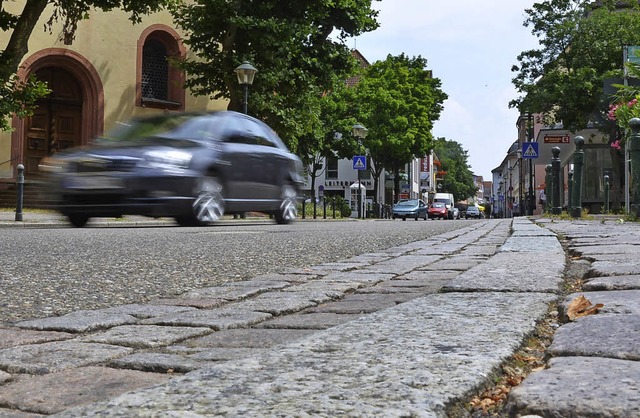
[0,219,565,417]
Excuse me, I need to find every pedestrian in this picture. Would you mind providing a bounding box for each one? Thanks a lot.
[539,190,546,210]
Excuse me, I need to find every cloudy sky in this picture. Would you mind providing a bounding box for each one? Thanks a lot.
[350,0,540,179]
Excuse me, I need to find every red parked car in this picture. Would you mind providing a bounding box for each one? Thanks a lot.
[428,202,448,220]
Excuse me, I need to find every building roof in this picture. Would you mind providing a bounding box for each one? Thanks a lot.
[346,49,371,87]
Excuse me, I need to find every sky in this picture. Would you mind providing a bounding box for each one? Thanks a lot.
[350,0,540,180]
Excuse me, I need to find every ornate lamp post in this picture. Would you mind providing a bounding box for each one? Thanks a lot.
[517,149,523,216]
[352,123,368,219]
[234,61,258,114]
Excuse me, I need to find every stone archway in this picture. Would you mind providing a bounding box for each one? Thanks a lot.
[12,49,104,175]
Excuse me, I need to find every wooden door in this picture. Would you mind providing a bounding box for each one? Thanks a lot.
[24,67,83,174]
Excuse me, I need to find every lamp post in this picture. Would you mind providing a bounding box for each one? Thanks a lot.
[517,149,523,217]
[527,113,535,215]
[352,123,368,219]
[234,61,258,114]
[498,180,504,218]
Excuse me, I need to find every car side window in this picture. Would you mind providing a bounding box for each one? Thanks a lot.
[243,119,278,148]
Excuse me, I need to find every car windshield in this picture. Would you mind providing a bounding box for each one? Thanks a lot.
[431,202,445,208]
[468,207,479,212]
[396,199,419,207]
[95,114,216,147]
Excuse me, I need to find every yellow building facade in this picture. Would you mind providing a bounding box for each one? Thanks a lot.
[0,3,226,182]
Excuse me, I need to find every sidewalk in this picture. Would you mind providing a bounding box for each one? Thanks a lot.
[0,215,638,417]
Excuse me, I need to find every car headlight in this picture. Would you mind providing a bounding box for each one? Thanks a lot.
[141,150,192,171]
[39,156,69,173]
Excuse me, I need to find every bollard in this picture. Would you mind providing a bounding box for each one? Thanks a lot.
[544,164,552,213]
[629,118,640,217]
[571,136,585,218]
[15,164,24,222]
[323,198,327,219]
[302,198,306,219]
[332,197,336,219]
[604,174,610,213]
[551,147,562,214]
[568,170,573,211]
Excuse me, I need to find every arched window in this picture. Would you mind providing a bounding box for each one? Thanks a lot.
[142,39,168,100]
[137,26,185,110]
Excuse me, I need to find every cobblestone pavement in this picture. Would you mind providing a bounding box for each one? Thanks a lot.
[0,214,638,417]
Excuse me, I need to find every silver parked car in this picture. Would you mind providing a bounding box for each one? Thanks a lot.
[39,111,304,227]
[392,199,428,221]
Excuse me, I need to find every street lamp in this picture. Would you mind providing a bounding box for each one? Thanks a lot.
[234,61,258,114]
[352,123,368,219]
[516,149,523,217]
[527,113,535,215]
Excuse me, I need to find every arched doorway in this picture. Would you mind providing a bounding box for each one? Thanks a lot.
[24,67,83,174]
[14,48,104,177]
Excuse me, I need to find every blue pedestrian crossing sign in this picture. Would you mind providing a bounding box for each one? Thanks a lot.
[522,142,539,159]
[353,156,367,170]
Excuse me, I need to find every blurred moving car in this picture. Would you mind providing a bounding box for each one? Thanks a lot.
[428,202,448,220]
[392,199,428,221]
[465,205,481,219]
[39,111,304,227]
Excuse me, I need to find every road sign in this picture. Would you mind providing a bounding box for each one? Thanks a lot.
[522,142,539,159]
[353,156,367,170]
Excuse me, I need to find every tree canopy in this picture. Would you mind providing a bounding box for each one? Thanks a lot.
[171,0,380,151]
[340,54,447,200]
[432,137,476,202]
[511,0,640,132]
[0,0,172,132]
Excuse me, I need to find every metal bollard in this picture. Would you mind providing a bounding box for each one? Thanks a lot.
[15,164,24,221]
[571,136,585,218]
[551,147,562,214]
[604,174,610,213]
[568,170,573,211]
[545,164,552,214]
[302,198,306,219]
[323,198,327,219]
[629,118,640,217]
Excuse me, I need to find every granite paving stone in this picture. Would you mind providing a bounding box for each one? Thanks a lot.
[182,281,291,301]
[109,352,209,373]
[559,290,640,320]
[442,252,565,293]
[583,274,640,291]
[0,369,10,384]
[0,341,132,374]
[145,297,228,309]
[547,314,640,360]
[360,255,443,274]
[95,303,197,318]
[306,294,406,314]
[78,325,213,348]
[230,292,319,315]
[0,328,74,349]
[15,310,138,333]
[506,356,640,418]
[0,366,170,415]
[588,259,640,277]
[254,312,364,330]
[142,308,272,330]
[185,347,269,362]
[420,259,483,271]
[182,328,317,349]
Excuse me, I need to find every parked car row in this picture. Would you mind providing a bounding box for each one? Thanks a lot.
[392,199,484,221]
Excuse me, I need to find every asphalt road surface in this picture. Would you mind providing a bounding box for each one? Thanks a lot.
[0,219,472,324]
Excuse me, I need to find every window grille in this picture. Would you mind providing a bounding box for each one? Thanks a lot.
[141,40,168,100]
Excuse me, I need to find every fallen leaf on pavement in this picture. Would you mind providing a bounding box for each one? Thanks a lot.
[567,295,604,321]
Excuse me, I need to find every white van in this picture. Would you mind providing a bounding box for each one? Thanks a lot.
[433,193,455,220]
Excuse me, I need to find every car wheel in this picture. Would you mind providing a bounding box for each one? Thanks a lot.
[68,214,89,228]
[414,214,419,221]
[275,184,297,225]
[178,176,225,226]
[402,217,406,221]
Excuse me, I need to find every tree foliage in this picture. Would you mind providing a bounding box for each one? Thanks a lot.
[511,0,640,132]
[337,54,447,201]
[171,0,380,151]
[432,137,476,202]
[0,0,172,132]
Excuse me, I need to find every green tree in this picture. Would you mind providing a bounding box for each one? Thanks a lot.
[171,0,380,151]
[511,0,640,209]
[342,54,447,202]
[0,0,173,132]
[432,137,476,202]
